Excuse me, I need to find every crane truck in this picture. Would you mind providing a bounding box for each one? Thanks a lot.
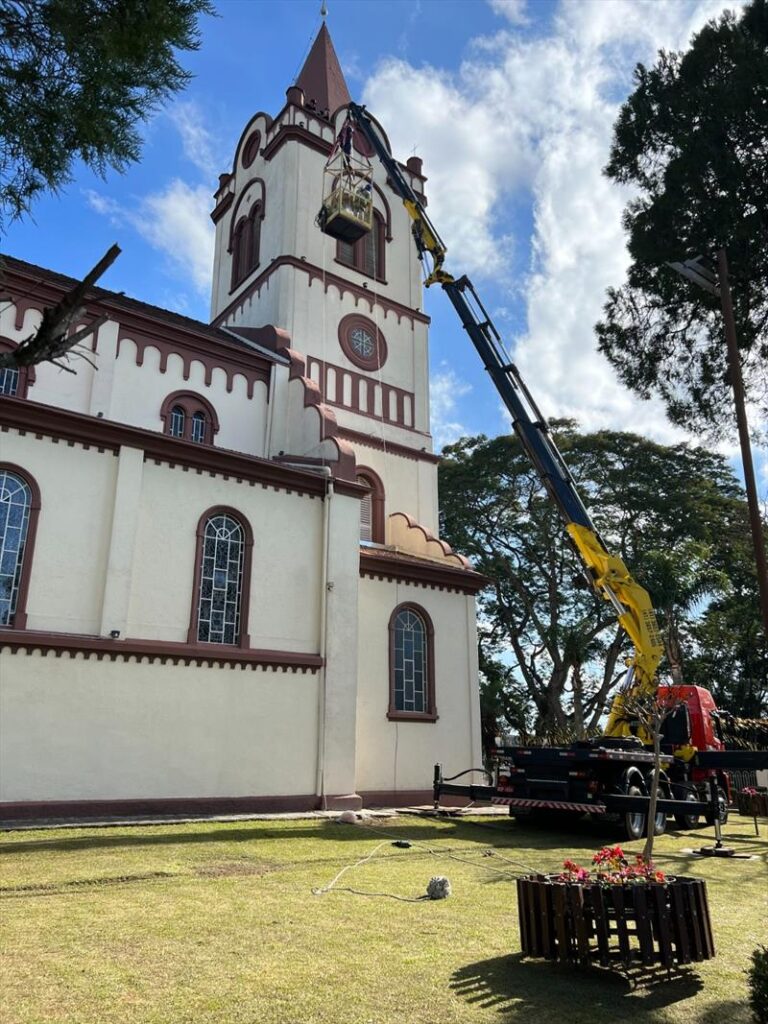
[318,103,768,840]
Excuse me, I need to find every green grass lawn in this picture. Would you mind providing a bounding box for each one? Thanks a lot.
[1,812,765,1024]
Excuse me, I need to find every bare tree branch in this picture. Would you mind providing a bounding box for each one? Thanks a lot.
[0,245,120,370]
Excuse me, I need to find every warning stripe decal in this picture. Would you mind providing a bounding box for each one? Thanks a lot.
[491,797,606,814]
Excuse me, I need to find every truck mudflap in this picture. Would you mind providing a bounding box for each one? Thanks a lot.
[491,797,606,814]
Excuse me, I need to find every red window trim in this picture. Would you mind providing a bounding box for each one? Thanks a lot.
[0,463,42,631]
[335,210,387,283]
[0,338,36,398]
[230,197,264,291]
[356,466,385,544]
[187,505,254,648]
[387,602,437,722]
[160,391,220,445]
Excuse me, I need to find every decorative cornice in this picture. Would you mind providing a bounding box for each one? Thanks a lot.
[262,123,333,163]
[337,426,440,464]
[387,511,471,568]
[210,190,234,224]
[2,257,277,399]
[214,255,430,330]
[0,629,324,672]
[360,549,488,595]
[0,397,364,498]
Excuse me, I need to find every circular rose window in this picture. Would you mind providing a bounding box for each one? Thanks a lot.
[242,131,261,168]
[338,314,387,371]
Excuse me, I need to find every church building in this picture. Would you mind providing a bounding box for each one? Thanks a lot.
[0,25,483,818]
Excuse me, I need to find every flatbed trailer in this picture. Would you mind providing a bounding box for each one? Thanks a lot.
[434,743,768,838]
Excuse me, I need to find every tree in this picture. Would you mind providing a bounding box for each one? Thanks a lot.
[0,0,213,230]
[438,423,748,736]
[686,554,768,717]
[596,0,768,437]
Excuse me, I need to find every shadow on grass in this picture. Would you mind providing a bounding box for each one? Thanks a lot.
[451,953,704,1020]
[0,816,534,856]
[694,999,751,1023]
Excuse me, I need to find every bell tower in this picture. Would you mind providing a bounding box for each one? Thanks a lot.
[209,22,439,533]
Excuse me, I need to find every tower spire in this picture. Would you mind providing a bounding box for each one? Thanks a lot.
[295,22,350,113]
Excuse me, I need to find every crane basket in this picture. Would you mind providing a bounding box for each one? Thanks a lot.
[317,121,374,243]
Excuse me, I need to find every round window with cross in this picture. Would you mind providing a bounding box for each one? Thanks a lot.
[338,314,387,371]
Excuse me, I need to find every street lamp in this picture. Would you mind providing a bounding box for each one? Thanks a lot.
[668,250,768,640]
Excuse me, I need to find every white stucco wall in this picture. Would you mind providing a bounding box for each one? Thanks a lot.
[354,577,482,795]
[2,431,117,635]
[127,459,325,650]
[0,653,320,802]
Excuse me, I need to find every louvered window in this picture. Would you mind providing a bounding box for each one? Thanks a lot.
[336,212,384,280]
[359,487,373,541]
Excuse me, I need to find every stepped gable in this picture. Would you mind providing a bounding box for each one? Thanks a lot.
[295,22,351,113]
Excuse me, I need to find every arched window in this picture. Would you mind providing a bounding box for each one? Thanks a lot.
[169,406,186,438]
[188,507,253,647]
[230,200,263,289]
[0,466,41,629]
[191,411,206,445]
[388,603,437,721]
[356,468,385,543]
[0,339,35,398]
[160,392,219,445]
[337,211,385,281]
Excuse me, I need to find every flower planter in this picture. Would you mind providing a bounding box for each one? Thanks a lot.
[737,791,768,817]
[517,874,715,968]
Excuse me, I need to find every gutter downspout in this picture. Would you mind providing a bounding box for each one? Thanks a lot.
[315,466,333,807]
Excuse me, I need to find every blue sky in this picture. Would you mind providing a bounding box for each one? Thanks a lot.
[4,0,764,488]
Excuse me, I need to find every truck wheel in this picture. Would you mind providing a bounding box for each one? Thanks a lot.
[623,784,646,841]
[674,791,699,830]
[717,787,729,825]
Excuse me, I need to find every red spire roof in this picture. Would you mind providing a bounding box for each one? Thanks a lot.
[295,23,350,113]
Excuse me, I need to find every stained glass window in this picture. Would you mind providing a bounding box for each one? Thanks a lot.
[0,471,32,626]
[169,406,185,438]
[196,514,245,645]
[393,608,427,713]
[350,327,375,360]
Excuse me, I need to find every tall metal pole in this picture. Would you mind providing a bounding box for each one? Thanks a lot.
[716,248,768,639]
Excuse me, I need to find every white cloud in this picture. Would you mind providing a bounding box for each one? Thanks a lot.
[430,366,472,450]
[87,179,214,297]
[363,0,746,443]
[167,101,219,179]
[488,0,528,25]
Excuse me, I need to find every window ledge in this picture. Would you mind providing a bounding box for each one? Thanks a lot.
[0,629,323,673]
[333,259,386,286]
[387,710,439,723]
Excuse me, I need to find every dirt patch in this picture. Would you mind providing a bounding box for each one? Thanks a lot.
[194,861,271,878]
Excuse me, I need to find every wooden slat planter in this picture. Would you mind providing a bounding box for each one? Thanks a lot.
[517,875,715,968]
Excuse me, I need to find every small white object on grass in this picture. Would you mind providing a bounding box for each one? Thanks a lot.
[337,809,358,824]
